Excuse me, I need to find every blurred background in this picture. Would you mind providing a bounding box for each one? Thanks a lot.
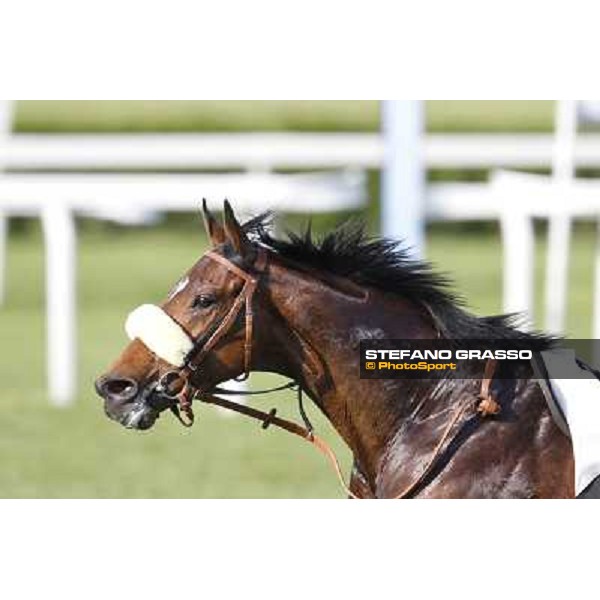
[0,100,597,498]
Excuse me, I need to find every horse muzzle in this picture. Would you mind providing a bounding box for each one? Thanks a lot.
[95,374,165,431]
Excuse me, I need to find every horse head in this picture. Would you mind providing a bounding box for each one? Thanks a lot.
[94,201,274,430]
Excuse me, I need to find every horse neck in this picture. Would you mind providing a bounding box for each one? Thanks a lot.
[261,258,440,481]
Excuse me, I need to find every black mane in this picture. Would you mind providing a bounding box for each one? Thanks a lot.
[244,214,554,348]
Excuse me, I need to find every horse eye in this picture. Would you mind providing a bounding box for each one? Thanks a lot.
[192,294,216,309]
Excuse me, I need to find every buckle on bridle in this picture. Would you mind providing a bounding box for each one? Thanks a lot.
[156,369,186,399]
[155,369,195,427]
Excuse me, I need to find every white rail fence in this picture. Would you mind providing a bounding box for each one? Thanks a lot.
[1,101,600,404]
[492,170,600,339]
[0,175,366,405]
[7,132,600,170]
[0,103,370,405]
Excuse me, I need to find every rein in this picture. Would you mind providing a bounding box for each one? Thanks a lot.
[197,388,354,497]
[196,365,499,499]
[155,248,502,499]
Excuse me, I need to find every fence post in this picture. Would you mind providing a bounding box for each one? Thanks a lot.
[381,101,425,257]
[594,220,600,365]
[0,101,13,306]
[0,210,5,305]
[42,202,77,406]
[501,208,535,328]
[545,100,577,333]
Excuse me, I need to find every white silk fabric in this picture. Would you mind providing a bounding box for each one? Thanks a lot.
[542,349,600,495]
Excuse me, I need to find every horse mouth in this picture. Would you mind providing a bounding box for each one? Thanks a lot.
[122,405,160,430]
[104,399,161,431]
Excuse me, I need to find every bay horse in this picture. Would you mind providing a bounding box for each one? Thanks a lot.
[95,201,574,498]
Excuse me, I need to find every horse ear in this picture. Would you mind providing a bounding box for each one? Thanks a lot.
[201,199,226,246]
[223,200,253,259]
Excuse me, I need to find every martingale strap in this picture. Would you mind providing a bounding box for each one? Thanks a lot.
[194,359,501,499]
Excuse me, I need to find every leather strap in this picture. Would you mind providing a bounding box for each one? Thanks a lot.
[477,358,501,416]
[391,394,474,498]
[196,359,499,499]
[156,249,268,425]
[197,391,359,499]
[389,358,500,497]
[185,249,266,381]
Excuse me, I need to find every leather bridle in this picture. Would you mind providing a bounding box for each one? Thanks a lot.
[151,246,501,499]
[153,248,269,425]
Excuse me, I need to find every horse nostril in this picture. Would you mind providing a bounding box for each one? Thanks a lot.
[96,375,139,402]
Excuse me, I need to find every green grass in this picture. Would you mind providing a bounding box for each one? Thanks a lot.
[1,100,590,497]
[0,220,595,497]
[0,222,350,498]
[14,101,556,133]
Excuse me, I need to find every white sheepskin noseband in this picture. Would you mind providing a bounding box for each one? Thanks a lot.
[125,304,194,367]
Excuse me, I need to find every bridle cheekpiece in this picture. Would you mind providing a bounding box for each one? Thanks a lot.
[151,248,269,425]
